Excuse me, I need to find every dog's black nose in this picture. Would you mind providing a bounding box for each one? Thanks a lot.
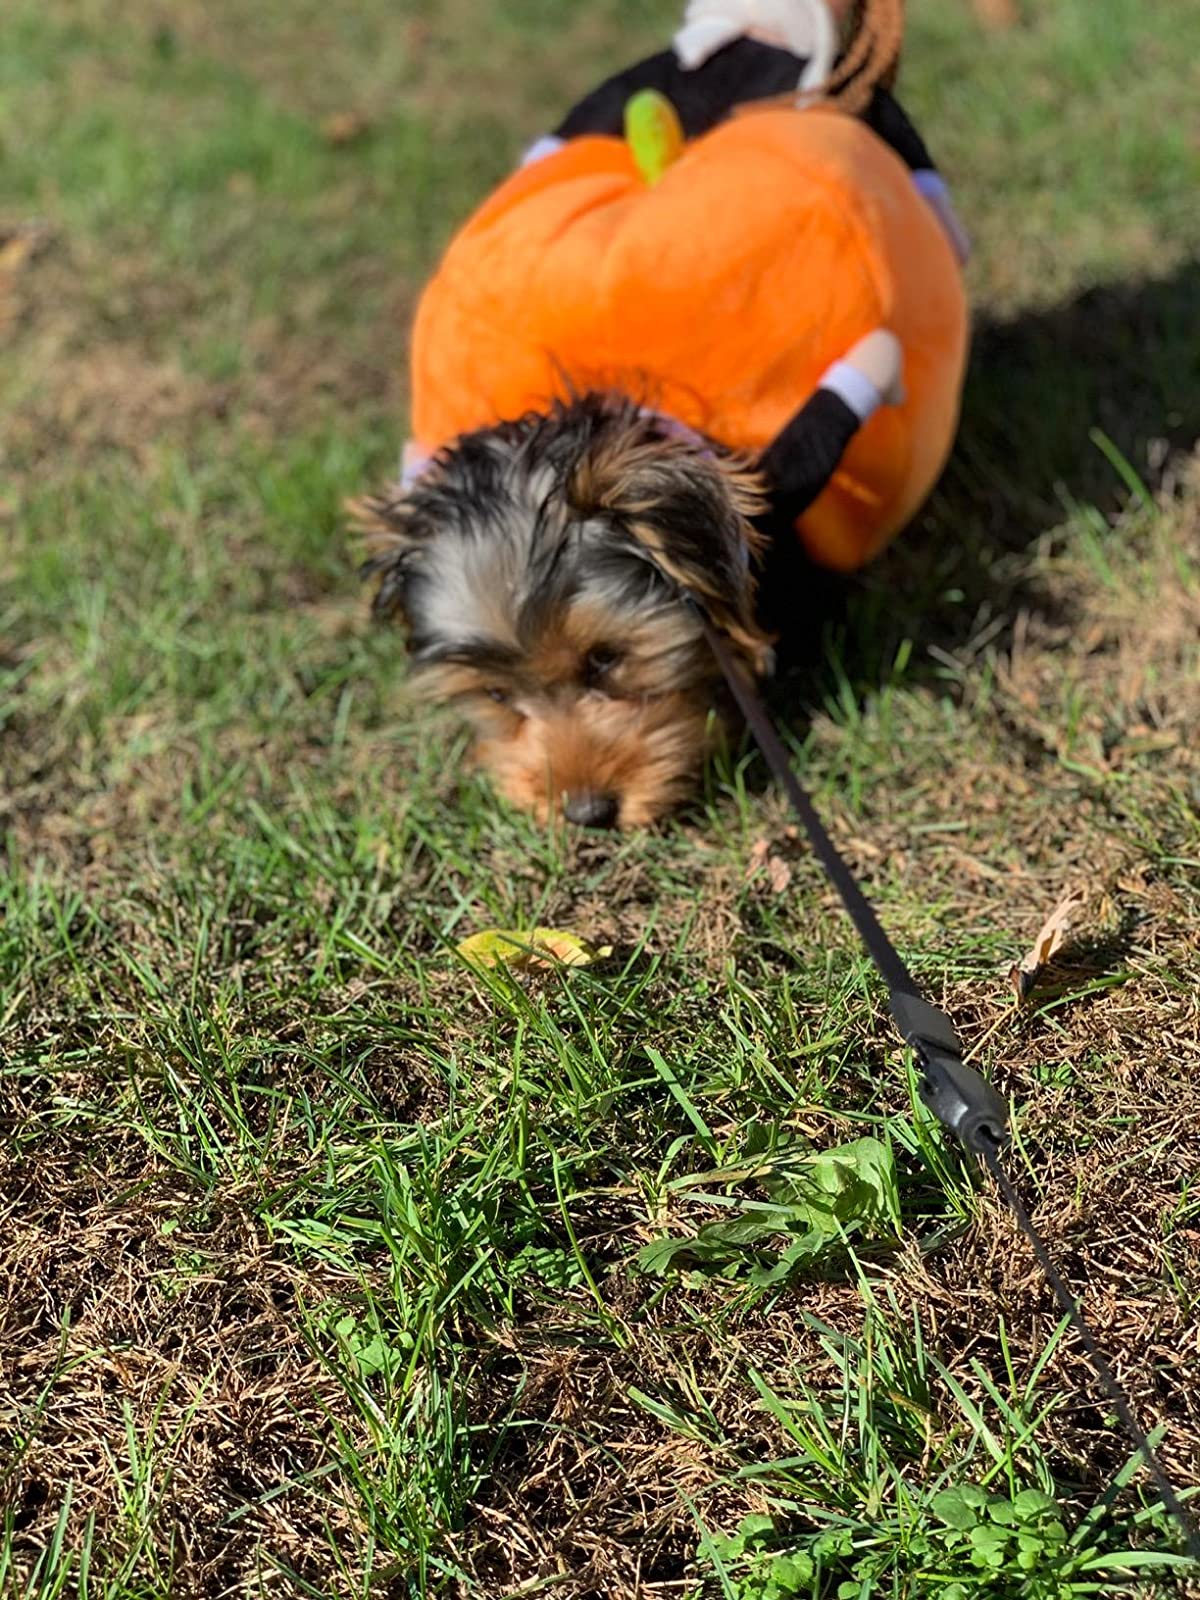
[563,790,619,829]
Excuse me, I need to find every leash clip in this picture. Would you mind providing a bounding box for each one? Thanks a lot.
[890,992,1010,1155]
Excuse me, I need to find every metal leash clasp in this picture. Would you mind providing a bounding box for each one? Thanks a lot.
[890,991,1010,1154]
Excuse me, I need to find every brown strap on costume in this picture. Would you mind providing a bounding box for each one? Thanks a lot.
[735,0,906,118]
[825,0,906,110]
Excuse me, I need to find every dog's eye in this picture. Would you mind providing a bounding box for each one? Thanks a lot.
[583,647,621,686]
[486,687,510,704]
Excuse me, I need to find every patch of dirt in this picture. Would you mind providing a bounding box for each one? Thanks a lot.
[18,347,229,458]
[163,0,663,136]
[3,241,400,472]
[0,220,55,337]
[2,238,225,470]
[0,1118,375,1598]
[994,460,1200,776]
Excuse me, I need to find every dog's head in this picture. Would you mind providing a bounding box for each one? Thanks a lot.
[359,395,773,828]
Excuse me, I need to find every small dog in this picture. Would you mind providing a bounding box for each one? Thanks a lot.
[360,0,968,828]
[363,396,773,827]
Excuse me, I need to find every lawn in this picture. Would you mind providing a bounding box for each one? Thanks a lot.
[2,0,1199,1596]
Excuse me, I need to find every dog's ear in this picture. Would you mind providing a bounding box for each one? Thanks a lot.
[348,490,426,624]
[570,418,774,671]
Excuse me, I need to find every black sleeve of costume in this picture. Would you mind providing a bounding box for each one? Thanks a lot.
[862,86,935,171]
[752,390,864,636]
[759,389,862,523]
[554,39,937,171]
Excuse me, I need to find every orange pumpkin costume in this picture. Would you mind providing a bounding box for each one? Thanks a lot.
[410,74,967,572]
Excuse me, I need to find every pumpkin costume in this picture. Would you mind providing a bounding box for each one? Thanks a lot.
[408,22,968,574]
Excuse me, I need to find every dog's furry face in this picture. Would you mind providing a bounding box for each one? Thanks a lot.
[360,396,773,827]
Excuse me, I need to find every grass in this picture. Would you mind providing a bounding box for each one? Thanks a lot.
[2,0,1200,1594]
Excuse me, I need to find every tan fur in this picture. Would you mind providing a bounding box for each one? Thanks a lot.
[476,691,720,829]
[419,594,732,825]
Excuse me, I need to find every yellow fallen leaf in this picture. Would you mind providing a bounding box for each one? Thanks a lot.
[456,927,612,971]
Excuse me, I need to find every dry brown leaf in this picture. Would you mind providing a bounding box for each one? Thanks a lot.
[973,0,1019,29]
[745,838,792,893]
[1009,886,1088,1001]
[746,837,770,875]
[405,19,432,56]
[0,236,35,274]
[0,222,52,275]
[766,855,792,894]
[321,111,372,146]
[846,836,883,860]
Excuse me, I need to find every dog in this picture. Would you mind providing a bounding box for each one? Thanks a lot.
[363,395,773,827]
[359,0,969,829]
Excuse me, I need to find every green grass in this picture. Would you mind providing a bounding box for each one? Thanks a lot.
[3,0,1200,1595]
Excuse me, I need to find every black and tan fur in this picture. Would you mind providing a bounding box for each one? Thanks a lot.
[357,396,772,828]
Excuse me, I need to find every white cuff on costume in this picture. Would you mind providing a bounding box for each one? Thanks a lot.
[913,169,972,264]
[819,360,884,422]
[400,440,432,489]
[520,134,566,167]
[674,0,836,92]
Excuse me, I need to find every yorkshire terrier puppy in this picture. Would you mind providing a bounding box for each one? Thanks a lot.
[359,0,969,828]
[362,397,772,827]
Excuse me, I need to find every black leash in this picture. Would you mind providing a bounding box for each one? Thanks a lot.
[696,607,1200,1562]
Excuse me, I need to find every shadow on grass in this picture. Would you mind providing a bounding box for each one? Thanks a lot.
[761,259,1200,700]
[1012,909,1143,1017]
